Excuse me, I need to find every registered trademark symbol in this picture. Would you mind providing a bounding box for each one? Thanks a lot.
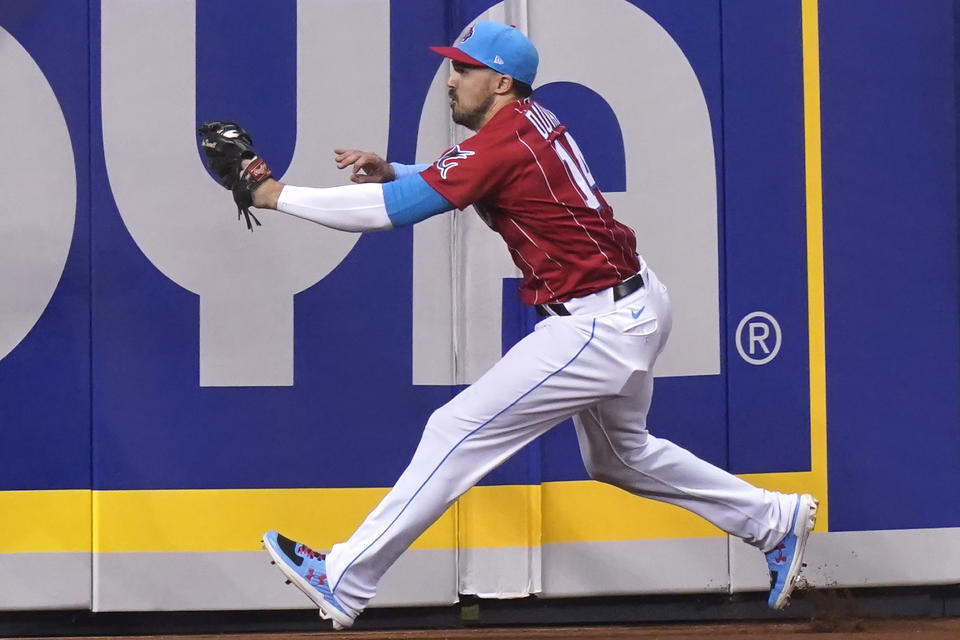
[735,312,782,365]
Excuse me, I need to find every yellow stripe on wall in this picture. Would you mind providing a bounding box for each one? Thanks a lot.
[0,483,734,553]
[458,484,541,549]
[542,481,723,544]
[7,474,821,555]
[89,483,722,551]
[0,490,90,552]
[801,0,829,532]
[93,487,455,553]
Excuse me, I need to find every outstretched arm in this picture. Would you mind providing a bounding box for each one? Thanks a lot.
[248,164,454,233]
[198,124,446,232]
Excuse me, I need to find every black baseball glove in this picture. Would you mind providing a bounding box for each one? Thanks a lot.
[197,121,273,230]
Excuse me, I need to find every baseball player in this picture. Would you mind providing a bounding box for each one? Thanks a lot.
[199,21,817,630]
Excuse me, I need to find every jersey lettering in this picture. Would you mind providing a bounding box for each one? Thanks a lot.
[524,103,561,140]
[522,104,599,209]
[524,110,550,138]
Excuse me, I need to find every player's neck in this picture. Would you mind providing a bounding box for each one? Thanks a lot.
[474,95,521,131]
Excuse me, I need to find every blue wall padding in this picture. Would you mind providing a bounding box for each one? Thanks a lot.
[821,0,960,530]
[0,1,91,491]
[0,1,957,536]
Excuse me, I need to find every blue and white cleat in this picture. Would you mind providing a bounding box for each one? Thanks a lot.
[262,530,355,630]
[765,493,819,609]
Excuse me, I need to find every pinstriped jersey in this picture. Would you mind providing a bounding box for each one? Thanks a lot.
[421,98,640,305]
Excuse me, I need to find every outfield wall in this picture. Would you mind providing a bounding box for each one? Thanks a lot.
[1,0,958,612]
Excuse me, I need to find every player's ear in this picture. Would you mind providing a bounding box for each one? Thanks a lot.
[494,74,514,95]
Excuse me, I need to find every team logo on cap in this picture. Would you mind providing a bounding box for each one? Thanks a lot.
[461,25,475,43]
[436,144,475,179]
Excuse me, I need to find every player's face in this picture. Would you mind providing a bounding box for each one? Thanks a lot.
[447,61,500,131]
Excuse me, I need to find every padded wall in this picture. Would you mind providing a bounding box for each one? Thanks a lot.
[1,0,957,612]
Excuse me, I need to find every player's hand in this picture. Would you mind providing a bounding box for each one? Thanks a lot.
[198,120,273,230]
[240,159,283,209]
[334,148,395,184]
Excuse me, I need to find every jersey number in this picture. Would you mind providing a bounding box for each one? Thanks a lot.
[552,132,600,210]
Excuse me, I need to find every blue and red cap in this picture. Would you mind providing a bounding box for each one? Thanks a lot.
[430,21,539,86]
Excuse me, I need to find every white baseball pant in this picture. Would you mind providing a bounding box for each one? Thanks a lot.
[325,264,796,614]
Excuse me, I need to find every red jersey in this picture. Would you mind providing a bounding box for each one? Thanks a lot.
[421,98,640,305]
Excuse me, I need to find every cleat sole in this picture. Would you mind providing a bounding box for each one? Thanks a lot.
[261,532,354,630]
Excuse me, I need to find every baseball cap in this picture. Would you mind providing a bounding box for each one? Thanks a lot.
[430,21,539,86]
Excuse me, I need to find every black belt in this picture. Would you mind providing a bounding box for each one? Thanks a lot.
[534,273,645,317]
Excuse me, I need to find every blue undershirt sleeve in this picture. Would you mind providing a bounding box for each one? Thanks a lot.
[382,173,455,228]
[389,162,431,179]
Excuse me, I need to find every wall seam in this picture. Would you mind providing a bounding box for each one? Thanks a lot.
[86,0,95,612]
[717,0,733,593]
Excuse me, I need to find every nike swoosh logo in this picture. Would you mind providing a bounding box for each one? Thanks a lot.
[631,306,646,319]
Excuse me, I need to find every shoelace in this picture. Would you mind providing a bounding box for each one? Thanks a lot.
[297,543,325,561]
